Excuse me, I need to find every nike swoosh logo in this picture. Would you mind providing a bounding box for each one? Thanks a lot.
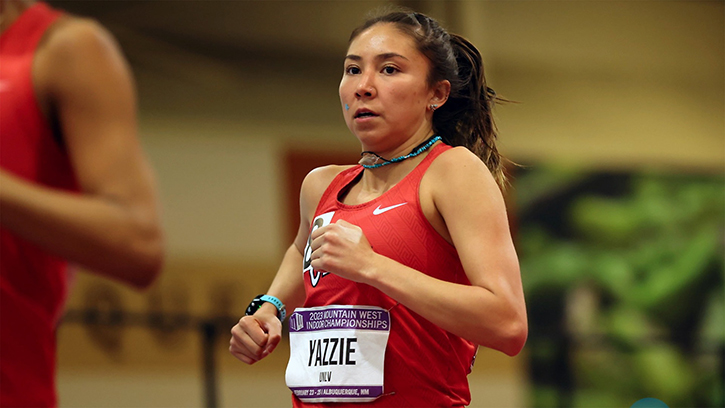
[373,203,408,215]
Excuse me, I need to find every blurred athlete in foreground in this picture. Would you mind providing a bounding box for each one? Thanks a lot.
[0,1,164,405]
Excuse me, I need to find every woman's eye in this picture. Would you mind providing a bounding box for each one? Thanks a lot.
[346,66,361,75]
[383,66,397,74]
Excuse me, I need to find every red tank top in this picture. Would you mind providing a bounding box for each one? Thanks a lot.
[0,3,76,406]
[295,143,477,407]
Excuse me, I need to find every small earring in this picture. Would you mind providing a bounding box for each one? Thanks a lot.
[430,104,438,111]
[345,104,350,111]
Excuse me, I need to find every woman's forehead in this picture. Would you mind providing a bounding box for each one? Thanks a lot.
[347,23,418,56]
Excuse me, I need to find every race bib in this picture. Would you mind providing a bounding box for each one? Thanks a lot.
[285,305,390,403]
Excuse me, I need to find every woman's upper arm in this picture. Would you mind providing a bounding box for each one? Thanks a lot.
[39,19,158,214]
[429,148,524,305]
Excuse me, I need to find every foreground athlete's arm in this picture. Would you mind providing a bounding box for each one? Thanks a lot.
[0,18,163,288]
[229,165,347,364]
[309,147,527,356]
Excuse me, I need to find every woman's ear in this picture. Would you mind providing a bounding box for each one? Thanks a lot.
[430,79,451,109]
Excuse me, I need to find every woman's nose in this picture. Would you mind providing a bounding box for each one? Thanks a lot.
[355,73,376,98]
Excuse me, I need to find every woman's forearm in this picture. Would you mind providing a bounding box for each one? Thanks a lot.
[265,244,307,315]
[364,253,527,356]
[0,171,163,287]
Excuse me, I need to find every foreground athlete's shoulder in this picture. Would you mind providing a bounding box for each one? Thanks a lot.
[42,15,117,56]
[37,15,128,82]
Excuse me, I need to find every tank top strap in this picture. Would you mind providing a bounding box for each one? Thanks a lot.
[0,3,63,53]
[407,142,452,182]
[313,165,363,215]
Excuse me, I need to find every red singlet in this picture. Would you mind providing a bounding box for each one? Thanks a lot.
[295,143,477,407]
[0,3,77,406]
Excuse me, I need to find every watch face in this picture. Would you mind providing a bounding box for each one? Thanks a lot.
[245,295,284,321]
[245,298,263,316]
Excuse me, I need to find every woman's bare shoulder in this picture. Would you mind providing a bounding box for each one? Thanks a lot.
[426,145,503,204]
[299,165,355,208]
[430,146,492,180]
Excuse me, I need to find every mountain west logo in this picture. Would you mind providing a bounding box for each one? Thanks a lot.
[303,211,335,287]
[289,312,304,332]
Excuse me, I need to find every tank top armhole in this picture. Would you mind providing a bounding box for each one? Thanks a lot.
[414,143,460,252]
[310,165,363,219]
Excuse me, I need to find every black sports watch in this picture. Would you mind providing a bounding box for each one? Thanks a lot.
[245,294,286,321]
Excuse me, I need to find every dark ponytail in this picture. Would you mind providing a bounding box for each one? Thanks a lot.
[349,10,509,189]
[439,34,508,188]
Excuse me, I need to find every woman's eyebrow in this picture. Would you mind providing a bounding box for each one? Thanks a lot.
[344,52,409,62]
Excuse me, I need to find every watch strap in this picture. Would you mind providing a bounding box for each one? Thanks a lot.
[245,293,286,322]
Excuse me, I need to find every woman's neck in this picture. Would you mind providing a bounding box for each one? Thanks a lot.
[362,130,435,163]
[343,141,438,205]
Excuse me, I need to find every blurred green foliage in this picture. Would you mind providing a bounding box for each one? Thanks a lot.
[516,167,723,408]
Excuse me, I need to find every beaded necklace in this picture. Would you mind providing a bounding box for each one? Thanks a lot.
[358,135,442,169]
